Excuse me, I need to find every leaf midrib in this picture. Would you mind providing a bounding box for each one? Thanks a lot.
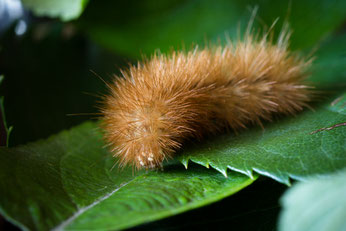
[51,178,136,231]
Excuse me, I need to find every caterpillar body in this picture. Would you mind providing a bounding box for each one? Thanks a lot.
[101,29,312,170]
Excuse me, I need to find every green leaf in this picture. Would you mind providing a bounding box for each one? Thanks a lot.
[279,169,346,231]
[22,0,89,21]
[179,29,346,185]
[0,122,255,231]
[309,33,346,86]
[78,0,346,58]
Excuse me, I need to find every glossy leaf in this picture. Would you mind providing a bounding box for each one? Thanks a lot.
[0,122,255,231]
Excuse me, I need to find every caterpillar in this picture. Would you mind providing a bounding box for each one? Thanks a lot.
[100,27,312,170]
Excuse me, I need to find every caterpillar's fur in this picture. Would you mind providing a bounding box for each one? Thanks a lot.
[101,28,312,170]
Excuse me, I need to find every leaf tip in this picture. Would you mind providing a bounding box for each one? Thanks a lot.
[181,158,189,169]
[219,169,228,178]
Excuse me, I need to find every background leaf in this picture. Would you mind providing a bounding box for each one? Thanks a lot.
[78,0,346,58]
[22,0,89,21]
[309,33,346,87]
[0,122,255,231]
[279,169,346,231]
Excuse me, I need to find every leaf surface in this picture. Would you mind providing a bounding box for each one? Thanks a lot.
[180,93,346,185]
[0,122,254,231]
[279,169,346,231]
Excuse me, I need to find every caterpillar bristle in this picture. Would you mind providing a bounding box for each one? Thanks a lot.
[101,28,312,170]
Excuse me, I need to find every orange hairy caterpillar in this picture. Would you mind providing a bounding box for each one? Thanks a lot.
[100,27,312,170]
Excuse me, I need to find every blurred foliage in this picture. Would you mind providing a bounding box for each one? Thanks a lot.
[79,0,346,58]
[0,75,13,146]
[1,0,346,146]
[0,22,129,145]
[22,0,89,21]
[279,169,346,231]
